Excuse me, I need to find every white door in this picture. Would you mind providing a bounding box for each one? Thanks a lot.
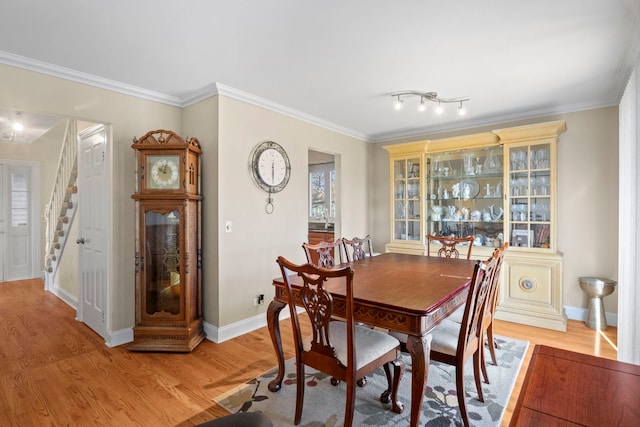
[77,125,109,339]
[0,162,39,281]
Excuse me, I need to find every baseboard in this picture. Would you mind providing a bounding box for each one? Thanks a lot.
[106,327,134,348]
[48,285,78,311]
[564,305,618,327]
[203,308,298,344]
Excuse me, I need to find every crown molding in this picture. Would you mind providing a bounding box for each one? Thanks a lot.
[0,50,370,141]
[0,50,183,107]
[210,83,370,141]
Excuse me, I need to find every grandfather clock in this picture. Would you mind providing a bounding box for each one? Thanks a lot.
[129,129,205,352]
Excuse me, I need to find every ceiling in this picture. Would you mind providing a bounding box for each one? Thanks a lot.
[1,1,639,142]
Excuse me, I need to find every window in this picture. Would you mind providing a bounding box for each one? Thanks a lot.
[11,172,28,227]
[309,163,335,220]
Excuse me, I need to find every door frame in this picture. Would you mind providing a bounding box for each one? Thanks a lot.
[0,159,40,281]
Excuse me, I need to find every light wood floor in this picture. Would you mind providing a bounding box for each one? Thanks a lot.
[0,279,618,426]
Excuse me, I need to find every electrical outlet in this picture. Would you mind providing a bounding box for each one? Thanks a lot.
[254,294,265,306]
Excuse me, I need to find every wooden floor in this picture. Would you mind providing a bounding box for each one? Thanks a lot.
[0,279,618,426]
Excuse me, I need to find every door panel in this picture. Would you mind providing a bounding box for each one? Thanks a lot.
[78,125,108,339]
[1,164,35,281]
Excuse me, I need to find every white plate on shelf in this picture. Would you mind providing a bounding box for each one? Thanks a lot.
[460,179,480,198]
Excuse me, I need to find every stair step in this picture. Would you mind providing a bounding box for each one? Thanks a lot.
[57,230,64,237]
[62,201,73,209]
[58,216,69,224]
[67,185,78,194]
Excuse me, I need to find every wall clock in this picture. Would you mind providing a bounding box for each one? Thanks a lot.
[250,141,291,213]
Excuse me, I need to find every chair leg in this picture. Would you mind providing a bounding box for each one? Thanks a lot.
[380,359,404,413]
[487,323,498,365]
[473,350,485,403]
[479,333,490,384]
[380,363,392,404]
[294,363,305,425]
[455,362,470,427]
[344,378,356,427]
[390,358,404,414]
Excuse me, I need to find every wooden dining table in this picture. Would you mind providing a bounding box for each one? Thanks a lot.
[267,252,478,427]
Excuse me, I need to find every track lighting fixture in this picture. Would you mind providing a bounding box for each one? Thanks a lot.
[394,95,404,110]
[418,97,426,112]
[390,91,469,116]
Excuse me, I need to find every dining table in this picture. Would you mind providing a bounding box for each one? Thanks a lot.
[267,252,478,427]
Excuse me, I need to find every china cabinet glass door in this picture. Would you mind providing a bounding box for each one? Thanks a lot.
[425,147,505,249]
[507,143,552,249]
[392,157,421,241]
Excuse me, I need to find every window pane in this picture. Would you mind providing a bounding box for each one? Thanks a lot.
[11,173,28,226]
[310,170,326,217]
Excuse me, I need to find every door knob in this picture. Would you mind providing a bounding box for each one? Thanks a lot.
[76,238,85,244]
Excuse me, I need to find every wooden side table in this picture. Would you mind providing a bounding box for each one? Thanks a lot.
[511,345,640,426]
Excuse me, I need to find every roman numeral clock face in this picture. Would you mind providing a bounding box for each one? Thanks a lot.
[250,141,291,213]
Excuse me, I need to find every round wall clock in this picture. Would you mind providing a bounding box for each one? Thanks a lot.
[250,141,291,213]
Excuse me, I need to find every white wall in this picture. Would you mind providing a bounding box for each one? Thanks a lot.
[372,107,619,315]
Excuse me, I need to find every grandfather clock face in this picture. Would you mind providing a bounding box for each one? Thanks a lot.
[146,154,181,190]
[144,209,181,316]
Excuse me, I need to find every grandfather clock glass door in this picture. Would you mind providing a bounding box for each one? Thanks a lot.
[144,208,182,317]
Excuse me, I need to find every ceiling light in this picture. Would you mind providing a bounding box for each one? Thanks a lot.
[394,95,404,110]
[418,97,426,112]
[390,91,468,117]
[12,122,24,132]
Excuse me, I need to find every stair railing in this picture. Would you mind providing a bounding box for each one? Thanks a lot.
[44,118,77,279]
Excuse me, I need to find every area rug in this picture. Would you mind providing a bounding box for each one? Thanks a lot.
[214,336,528,426]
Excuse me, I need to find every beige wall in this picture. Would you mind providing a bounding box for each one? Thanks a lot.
[0,64,183,332]
[183,96,220,326]
[372,107,620,315]
[212,96,370,326]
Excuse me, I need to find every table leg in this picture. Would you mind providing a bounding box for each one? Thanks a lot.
[406,333,432,427]
[267,299,286,392]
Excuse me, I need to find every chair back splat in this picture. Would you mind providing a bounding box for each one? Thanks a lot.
[427,234,474,260]
[343,235,373,262]
[302,239,345,267]
[276,256,404,426]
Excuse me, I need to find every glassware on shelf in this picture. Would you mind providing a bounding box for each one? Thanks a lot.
[510,150,527,170]
[463,152,475,175]
[484,149,502,173]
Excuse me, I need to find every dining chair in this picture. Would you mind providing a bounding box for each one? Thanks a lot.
[343,235,373,262]
[302,239,345,268]
[478,242,508,383]
[448,243,508,384]
[276,256,404,426]
[426,234,474,259]
[389,256,495,427]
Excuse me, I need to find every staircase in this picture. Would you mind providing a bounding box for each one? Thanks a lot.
[43,119,78,289]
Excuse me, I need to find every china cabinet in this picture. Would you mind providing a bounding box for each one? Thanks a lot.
[129,130,206,352]
[384,121,567,330]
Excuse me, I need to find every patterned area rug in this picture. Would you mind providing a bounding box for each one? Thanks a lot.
[214,336,528,426]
